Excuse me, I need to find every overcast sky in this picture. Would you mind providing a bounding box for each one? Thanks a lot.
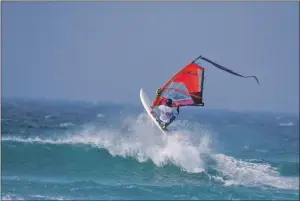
[2,2,299,114]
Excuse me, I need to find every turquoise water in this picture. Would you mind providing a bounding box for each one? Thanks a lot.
[1,98,299,200]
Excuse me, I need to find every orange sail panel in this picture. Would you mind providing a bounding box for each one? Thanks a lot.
[151,62,205,108]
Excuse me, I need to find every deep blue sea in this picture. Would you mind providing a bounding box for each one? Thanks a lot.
[1,98,299,200]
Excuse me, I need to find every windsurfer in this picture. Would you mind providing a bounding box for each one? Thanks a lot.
[156,97,180,130]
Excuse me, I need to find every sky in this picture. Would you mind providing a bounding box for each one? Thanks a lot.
[2,2,299,114]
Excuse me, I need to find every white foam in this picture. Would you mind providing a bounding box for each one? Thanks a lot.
[44,115,52,119]
[29,195,66,200]
[97,113,105,118]
[90,113,212,173]
[3,113,211,173]
[2,189,66,200]
[59,122,74,128]
[212,154,299,190]
[1,193,25,200]
[3,113,299,190]
[279,122,294,127]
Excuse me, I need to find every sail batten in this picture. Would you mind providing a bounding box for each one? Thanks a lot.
[151,61,205,108]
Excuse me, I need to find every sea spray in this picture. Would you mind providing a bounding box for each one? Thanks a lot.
[2,102,299,200]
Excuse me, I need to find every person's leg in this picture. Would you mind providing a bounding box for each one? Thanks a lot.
[162,116,176,129]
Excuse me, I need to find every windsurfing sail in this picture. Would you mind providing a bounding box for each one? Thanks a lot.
[150,55,260,109]
[151,59,205,108]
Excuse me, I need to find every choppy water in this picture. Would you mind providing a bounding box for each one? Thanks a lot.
[1,98,299,200]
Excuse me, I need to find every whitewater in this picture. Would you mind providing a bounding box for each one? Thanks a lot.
[1,98,299,200]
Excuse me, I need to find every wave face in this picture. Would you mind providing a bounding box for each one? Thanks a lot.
[2,99,299,200]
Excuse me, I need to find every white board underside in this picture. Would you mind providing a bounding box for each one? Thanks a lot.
[140,88,167,135]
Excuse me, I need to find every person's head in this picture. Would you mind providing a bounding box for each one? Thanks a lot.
[166,99,172,107]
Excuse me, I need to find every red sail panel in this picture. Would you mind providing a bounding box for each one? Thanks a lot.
[151,62,205,108]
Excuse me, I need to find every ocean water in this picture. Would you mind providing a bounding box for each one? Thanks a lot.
[1,98,299,200]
